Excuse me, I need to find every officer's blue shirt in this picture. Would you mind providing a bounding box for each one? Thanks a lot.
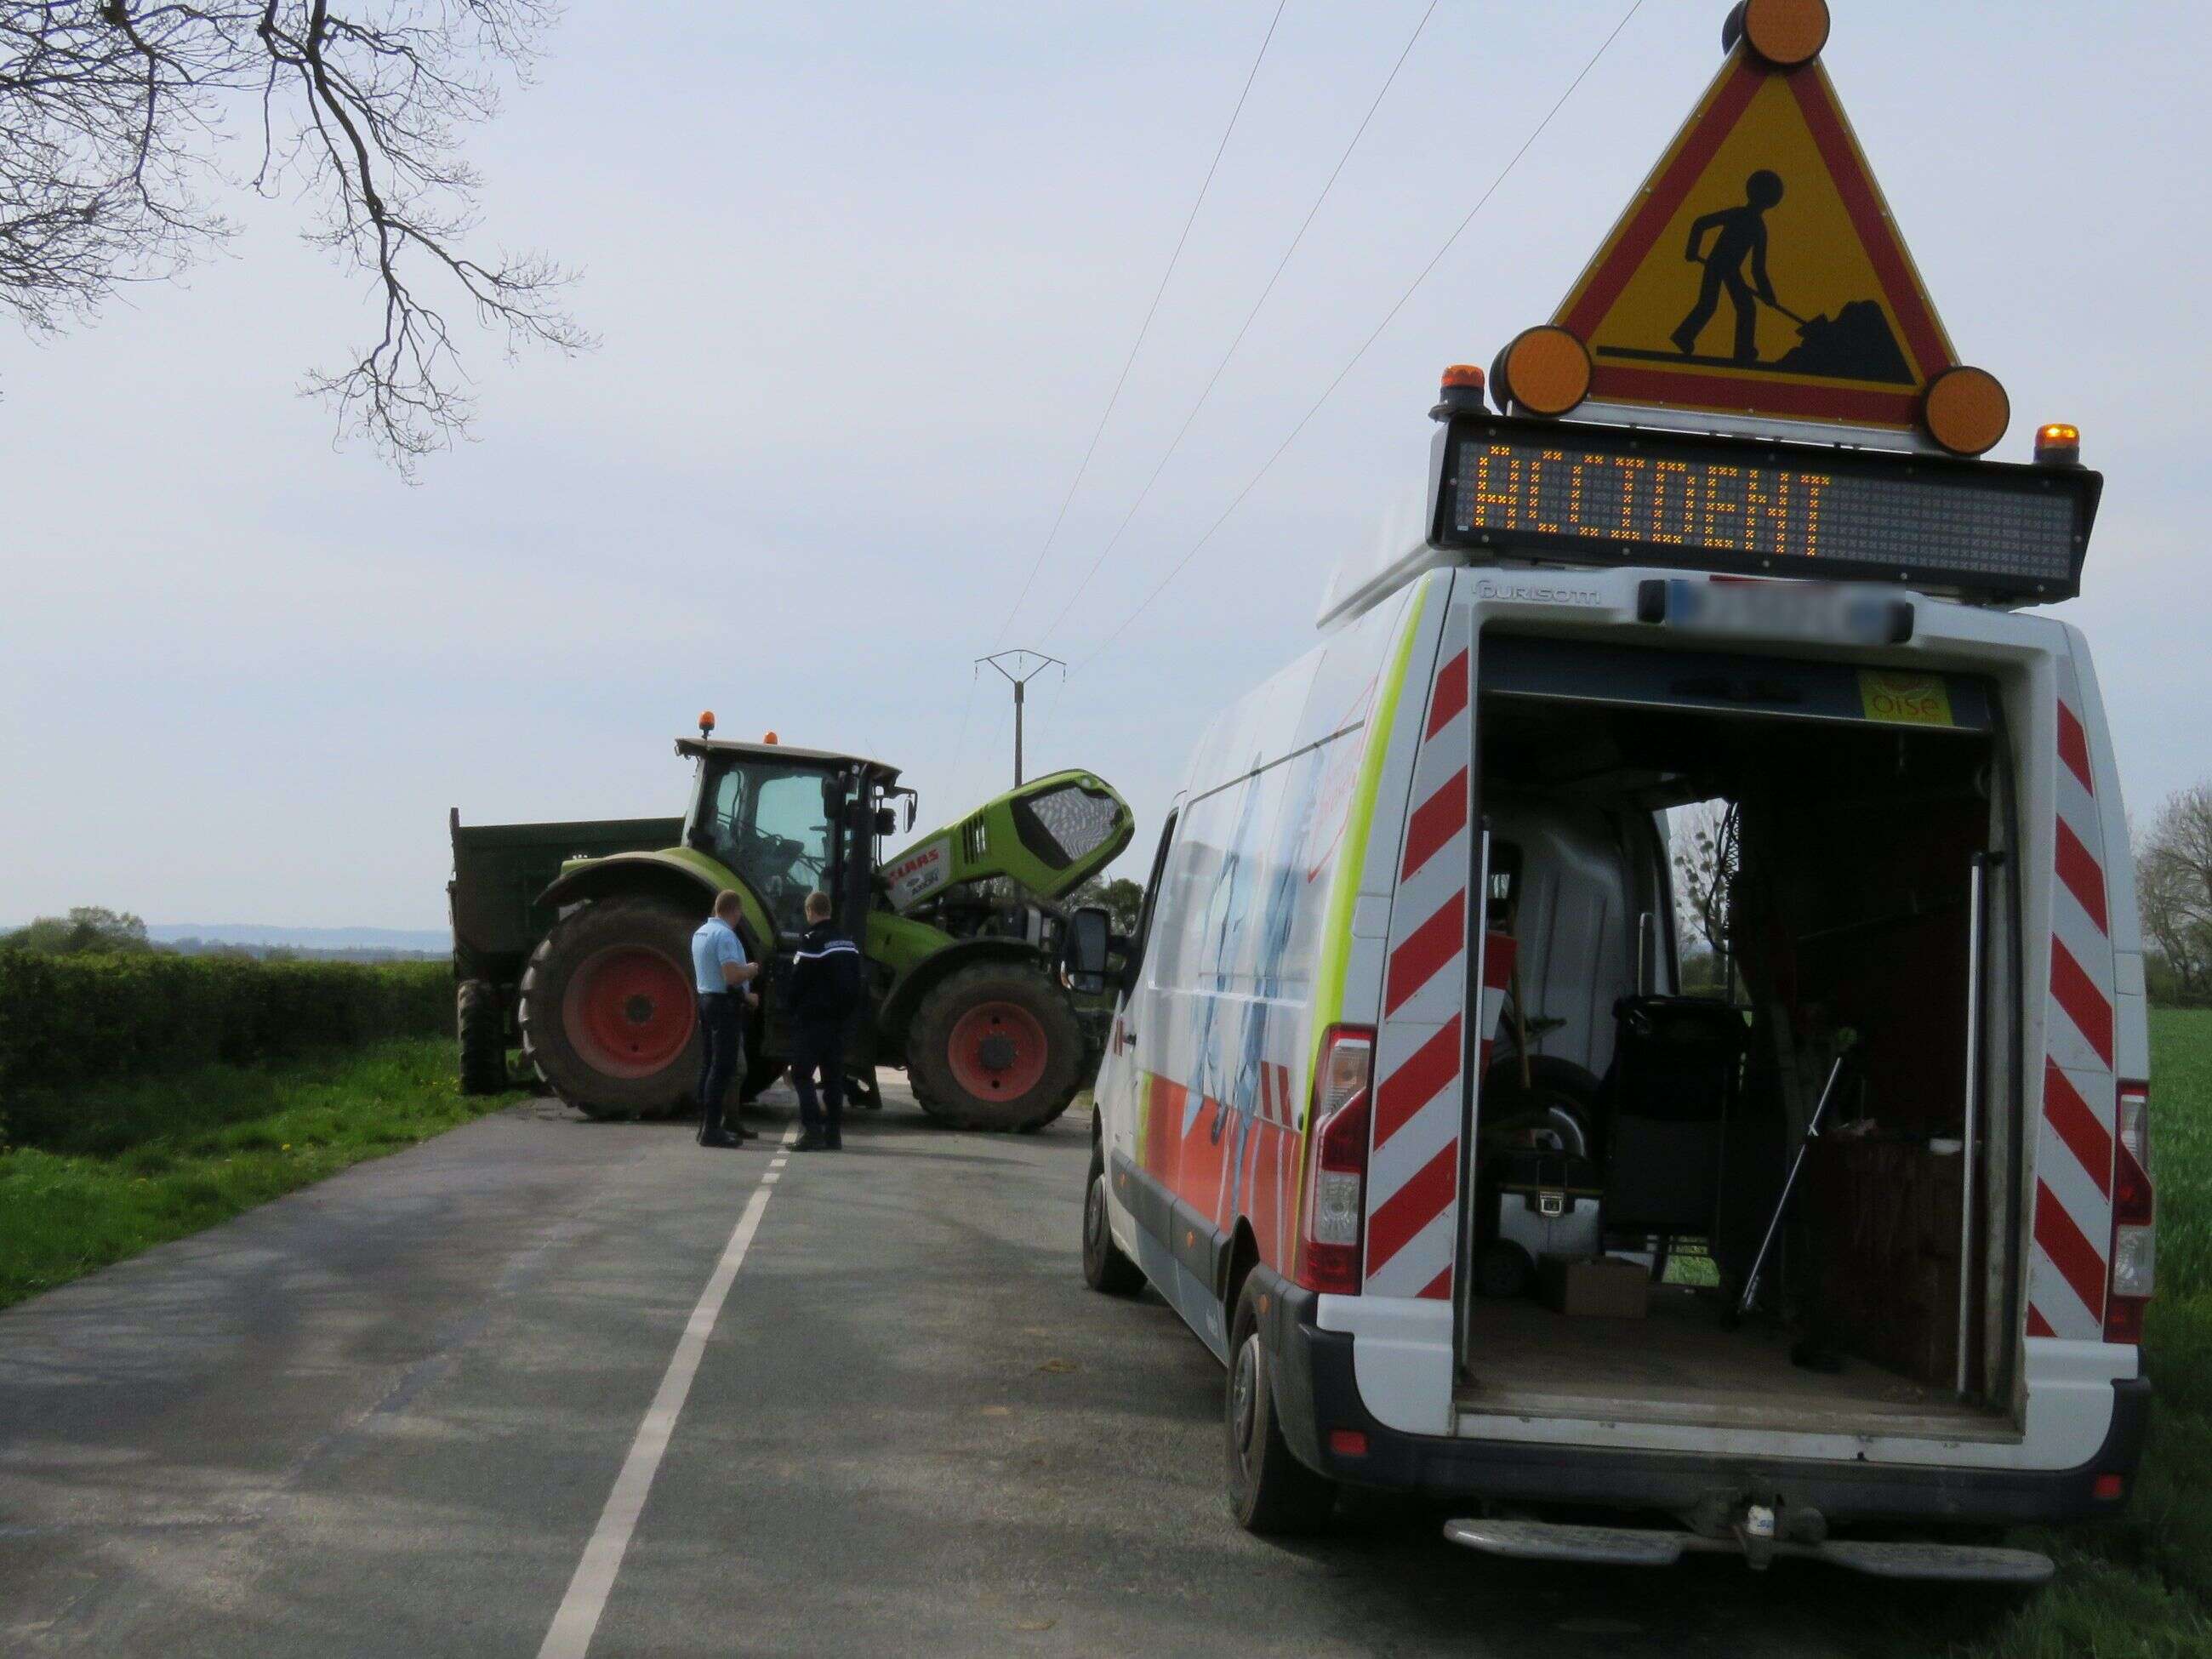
[691,916,749,995]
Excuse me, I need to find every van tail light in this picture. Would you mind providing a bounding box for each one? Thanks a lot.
[2106,1081,2154,1344]
[1295,1025,1375,1295]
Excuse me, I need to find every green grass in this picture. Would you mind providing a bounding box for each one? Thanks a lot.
[0,1036,522,1308]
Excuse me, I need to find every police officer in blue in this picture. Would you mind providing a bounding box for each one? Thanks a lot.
[692,890,762,1149]
[787,889,864,1151]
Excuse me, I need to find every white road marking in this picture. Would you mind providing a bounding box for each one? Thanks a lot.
[534,1156,781,1659]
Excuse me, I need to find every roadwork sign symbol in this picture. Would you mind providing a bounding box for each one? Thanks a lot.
[1552,45,1957,432]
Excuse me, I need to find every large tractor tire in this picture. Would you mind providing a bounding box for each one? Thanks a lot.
[456,979,510,1096]
[908,961,1085,1132]
[520,897,703,1121]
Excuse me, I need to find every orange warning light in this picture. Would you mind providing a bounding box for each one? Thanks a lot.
[1434,362,1488,419]
[698,710,716,737]
[2035,423,2083,466]
[1495,326,1593,419]
[1730,0,1831,70]
[762,731,779,744]
[1921,365,2010,457]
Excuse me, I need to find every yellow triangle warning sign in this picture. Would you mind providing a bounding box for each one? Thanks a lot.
[1552,33,1957,433]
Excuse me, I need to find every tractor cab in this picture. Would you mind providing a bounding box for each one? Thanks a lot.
[675,732,912,944]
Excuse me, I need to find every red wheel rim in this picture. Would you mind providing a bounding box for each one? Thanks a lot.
[946,1001,1049,1099]
[562,945,695,1079]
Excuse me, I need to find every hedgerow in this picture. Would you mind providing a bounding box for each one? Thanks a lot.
[0,951,449,1108]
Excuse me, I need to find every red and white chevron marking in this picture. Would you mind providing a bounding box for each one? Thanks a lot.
[2028,672,2118,1342]
[1364,641,1507,1301]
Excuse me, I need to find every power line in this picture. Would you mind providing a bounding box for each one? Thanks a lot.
[991,0,1291,647]
[1072,0,1647,673]
[1037,0,1441,647]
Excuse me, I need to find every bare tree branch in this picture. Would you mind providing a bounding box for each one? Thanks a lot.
[0,1,587,471]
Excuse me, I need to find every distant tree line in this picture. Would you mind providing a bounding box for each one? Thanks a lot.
[3,907,436,963]
[2140,784,2212,1007]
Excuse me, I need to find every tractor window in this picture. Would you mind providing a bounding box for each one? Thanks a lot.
[695,759,837,936]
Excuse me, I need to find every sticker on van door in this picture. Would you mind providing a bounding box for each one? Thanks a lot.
[1858,670,1953,727]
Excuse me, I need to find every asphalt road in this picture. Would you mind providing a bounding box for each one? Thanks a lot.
[1,1074,1878,1657]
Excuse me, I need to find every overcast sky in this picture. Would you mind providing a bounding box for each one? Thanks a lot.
[4,1,2206,929]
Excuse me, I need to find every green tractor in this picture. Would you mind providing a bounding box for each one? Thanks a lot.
[448,721,1132,1132]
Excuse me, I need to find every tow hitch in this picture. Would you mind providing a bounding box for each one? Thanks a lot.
[1443,1495,2054,1584]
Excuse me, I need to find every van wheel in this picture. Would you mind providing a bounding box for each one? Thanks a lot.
[1226,1279,1336,1534]
[1082,1146,1144,1296]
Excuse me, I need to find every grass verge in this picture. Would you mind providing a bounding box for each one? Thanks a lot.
[0,1035,522,1309]
[1850,1008,2212,1656]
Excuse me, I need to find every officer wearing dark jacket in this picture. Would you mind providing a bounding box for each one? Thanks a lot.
[788,890,864,1151]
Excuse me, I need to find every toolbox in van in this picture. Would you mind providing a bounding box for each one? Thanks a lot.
[1478,1148,1603,1297]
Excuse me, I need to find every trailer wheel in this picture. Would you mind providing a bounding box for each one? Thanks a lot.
[907,963,1085,1132]
[520,897,702,1121]
[457,979,509,1096]
[1226,1278,1336,1534]
[1082,1144,1144,1297]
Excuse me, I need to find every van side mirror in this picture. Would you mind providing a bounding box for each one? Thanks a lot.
[906,796,918,832]
[1063,905,1112,995]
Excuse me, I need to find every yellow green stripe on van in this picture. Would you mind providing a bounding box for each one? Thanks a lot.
[1307,580,1430,1097]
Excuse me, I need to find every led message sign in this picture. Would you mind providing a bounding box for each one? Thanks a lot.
[1433,415,2100,601]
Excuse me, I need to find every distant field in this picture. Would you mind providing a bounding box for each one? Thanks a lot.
[0,1036,522,1308]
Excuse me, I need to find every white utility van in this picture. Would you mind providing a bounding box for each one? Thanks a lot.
[1073,392,2150,1578]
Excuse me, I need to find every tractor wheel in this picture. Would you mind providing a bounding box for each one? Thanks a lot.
[907,962,1085,1132]
[520,897,702,1121]
[456,979,510,1096]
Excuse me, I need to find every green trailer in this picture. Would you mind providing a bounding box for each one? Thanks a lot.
[449,724,1132,1132]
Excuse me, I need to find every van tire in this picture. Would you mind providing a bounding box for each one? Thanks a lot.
[908,963,1085,1132]
[1226,1279,1336,1534]
[457,980,509,1096]
[1083,1146,1144,1296]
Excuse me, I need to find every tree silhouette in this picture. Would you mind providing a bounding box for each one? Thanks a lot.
[0,3,589,470]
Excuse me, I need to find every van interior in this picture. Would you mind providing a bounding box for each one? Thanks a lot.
[1457,634,2021,1440]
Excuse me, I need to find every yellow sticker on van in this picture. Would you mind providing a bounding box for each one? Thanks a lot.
[1858,670,1953,727]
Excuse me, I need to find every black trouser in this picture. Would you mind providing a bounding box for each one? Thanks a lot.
[696,993,744,1142]
[790,1019,845,1142]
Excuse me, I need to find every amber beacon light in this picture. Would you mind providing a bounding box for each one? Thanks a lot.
[2035,423,2084,467]
[1920,365,2011,458]
[1491,327,1593,419]
[1434,363,1488,417]
[698,710,716,738]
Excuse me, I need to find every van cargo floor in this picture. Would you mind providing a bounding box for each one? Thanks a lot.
[1455,1285,2013,1441]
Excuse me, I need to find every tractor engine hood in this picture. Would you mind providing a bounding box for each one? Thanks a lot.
[882,769,1133,913]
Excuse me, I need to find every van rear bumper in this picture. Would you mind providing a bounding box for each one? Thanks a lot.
[1257,1269,2151,1526]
